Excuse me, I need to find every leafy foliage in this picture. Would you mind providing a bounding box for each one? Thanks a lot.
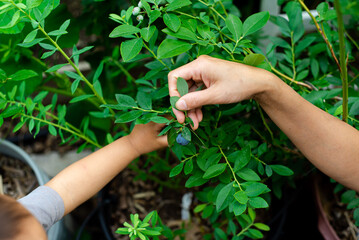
[0,0,358,239]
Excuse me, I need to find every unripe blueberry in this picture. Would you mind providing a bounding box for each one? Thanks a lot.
[132,7,140,16]
[138,1,143,8]
[176,133,189,146]
[136,15,144,21]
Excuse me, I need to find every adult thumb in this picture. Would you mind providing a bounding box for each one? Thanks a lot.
[176,88,214,111]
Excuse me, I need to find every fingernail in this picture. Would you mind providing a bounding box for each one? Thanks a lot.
[176,100,187,110]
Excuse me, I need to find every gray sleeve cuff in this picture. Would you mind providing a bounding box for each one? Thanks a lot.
[18,186,65,231]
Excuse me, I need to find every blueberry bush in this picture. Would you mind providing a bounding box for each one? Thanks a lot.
[0,0,358,239]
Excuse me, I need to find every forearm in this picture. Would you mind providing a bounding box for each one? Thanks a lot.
[256,75,359,191]
[45,136,139,215]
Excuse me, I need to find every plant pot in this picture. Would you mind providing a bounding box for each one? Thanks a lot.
[0,139,68,240]
[314,177,341,240]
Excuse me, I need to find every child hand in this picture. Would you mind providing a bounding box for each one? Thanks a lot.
[127,121,168,155]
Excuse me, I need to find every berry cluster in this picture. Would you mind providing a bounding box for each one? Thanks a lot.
[132,2,143,21]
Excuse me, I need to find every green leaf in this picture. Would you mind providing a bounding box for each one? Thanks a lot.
[1,105,23,118]
[170,96,180,110]
[177,77,188,97]
[247,228,264,239]
[115,94,137,108]
[109,25,140,38]
[203,163,227,179]
[236,168,260,181]
[225,14,243,41]
[115,110,142,123]
[194,203,206,213]
[140,0,151,15]
[0,11,20,30]
[13,121,25,133]
[140,25,156,42]
[149,10,161,24]
[166,0,191,11]
[69,94,94,103]
[120,38,143,62]
[71,78,81,94]
[29,119,35,133]
[182,127,191,141]
[269,164,293,176]
[48,124,57,136]
[26,0,42,9]
[164,13,181,32]
[46,63,68,73]
[230,146,251,171]
[8,70,38,81]
[169,162,184,177]
[233,201,246,216]
[23,29,38,43]
[234,191,248,204]
[136,91,152,110]
[157,39,192,59]
[184,159,193,175]
[242,11,270,37]
[162,27,197,41]
[150,116,170,124]
[349,101,359,116]
[245,182,267,197]
[60,19,71,31]
[185,175,209,188]
[41,49,56,59]
[249,197,268,208]
[254,223,270,231]
[243,53,265,67]
[93,61,104,83]
[93,80,103,98]
[216,182,234,211]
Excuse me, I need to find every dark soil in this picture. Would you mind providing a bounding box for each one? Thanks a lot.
[104,168,187,240]
[0,154,38,199]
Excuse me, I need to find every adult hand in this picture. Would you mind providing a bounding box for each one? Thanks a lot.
[168,55,277,129]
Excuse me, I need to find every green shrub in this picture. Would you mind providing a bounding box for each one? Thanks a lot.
[0,0,358,239]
